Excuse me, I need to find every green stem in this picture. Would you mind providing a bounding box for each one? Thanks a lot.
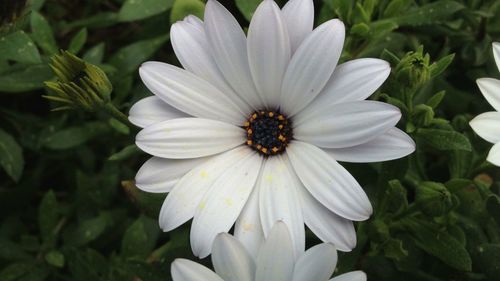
[392,203,420,221]
[102,102,134,128]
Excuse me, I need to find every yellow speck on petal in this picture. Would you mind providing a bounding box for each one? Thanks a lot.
[198,201,206,210]
[224,198,234,206]
[265,174,273,182]
[243,223,254,231]
[200,170,209,178]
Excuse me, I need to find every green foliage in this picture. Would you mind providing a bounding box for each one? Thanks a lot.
[1,0,500,281]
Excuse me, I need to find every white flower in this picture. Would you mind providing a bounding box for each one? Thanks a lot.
[470,42,500,166]
[171,222,367,281]
[130,0,415,258]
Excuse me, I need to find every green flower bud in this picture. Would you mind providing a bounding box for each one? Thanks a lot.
[43,51,112,111]
[368,219,391,243]
[412,104,435,127]
[395,46,431,89]
[415,181,453,217]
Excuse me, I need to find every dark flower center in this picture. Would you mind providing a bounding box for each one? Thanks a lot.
[244,110,292,156]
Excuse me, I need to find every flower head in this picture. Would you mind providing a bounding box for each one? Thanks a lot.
[470,42,500,166]
[171,222,366,281]
[130,0,415,258]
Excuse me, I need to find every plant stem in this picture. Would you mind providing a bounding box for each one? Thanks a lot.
[102,102,134,128]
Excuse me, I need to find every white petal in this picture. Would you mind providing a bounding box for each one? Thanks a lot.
[255,222,294,281]
[171,18,252,114]
[259,156,305,259]
[297,59,391,122]
[282,0,314,53]
[247,0,291,109]
[211,233,256,281]
[171,259,223,281]
[325,128,415,163]
[477,78,500,112]
[470,112,500,144]
[128,96,189,128]
[235,180,265,259]
[294,101,402,149]
[287,141,372,221]
[280,19,345,116]
[493,42,500,72]
[136,118,244,159]
[191,149,263,258]
[297,183,356,251]
[159,147,247,231]
[135,156,207,193]
[204,0,263,108]
[487,142,500,166]
[292,243,337,281]
[329,271,367,281]
[139,62,245,125]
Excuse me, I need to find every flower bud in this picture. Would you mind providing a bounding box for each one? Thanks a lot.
[44,51,112,111]
[412,104,434,127]
[415,181,453,217]
[394,46,431,89]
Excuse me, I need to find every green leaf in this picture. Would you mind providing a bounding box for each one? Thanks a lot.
[170,0,205,24]
[30,11,58,54]
[109,35,169,75]
[83,43,105,64]
[121,216,159,259]
[0,64,53,93]
[393,1,464,27]
[426,91,446,109]
[476,244,500,279]
[118,0,174,22]
[45,250,65,268]
[38,190,59,243]
[68,28,88,54]
[42,122,108,150]
[0,129,24,182]
[405,218,472,271]
[417,128,472,151]
[383,0,412,18]
[67,212,113,246]
[430,54,455,78]
[108,145,140,161]
[235,0,262,21]
[0,31,41,64]
[108,118,130,135]
[0,239,31,261]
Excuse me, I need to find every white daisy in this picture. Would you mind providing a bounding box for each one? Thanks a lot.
[171,221,367,281]
[470,42,500,166]
[130,0,415,258]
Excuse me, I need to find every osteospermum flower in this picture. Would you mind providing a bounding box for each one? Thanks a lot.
[470,42,500,166]
[171,222,367,281]
[130,0,415,258]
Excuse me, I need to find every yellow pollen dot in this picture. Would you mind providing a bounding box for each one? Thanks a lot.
[268,112,274,117]
[257,144,262,149]
[198,201,206,210]
[247,140,253,145]
[243,223,254,231]
[278,134,285,141]
[265,174,273,182]
[243,121,250,127]
[200,170,209,178]
[261,147,268,154]
[272,147,279,153]
[247,129,253,134]
[278,115,285,120]
[278,124,283,129]
[252,113,257,119]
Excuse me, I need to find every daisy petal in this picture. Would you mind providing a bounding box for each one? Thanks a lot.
[294,101,401,149]
[171,259,223,281]
[247,0,291,108]
[191,149,263,258]
[159,147,247,231]
[287,141,372,221]
[136,118,244,159]
[235,181,265,258]
[324,128,415,163]
[259,156,305,259]
[204,0,262,108]
[255,222,295,281]
[329,271,367,281]
[292,243,337,281]
[487,142,500,166]
[212,233,256,281]
[297,59,391,121]
[297,184,356,251]
[493,42,500,72]
[129,96,189,128]
[139,62,245,125]
[135,156,207,193]
[281,19,345,116]
[470,112,500,144]
[171,18,251,114]
[282,0,314,53]
[477,78,500,112]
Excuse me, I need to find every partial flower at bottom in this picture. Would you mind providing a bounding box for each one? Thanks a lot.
[171,222,366,281]
[129,0,416,258]
[470,42,500,166]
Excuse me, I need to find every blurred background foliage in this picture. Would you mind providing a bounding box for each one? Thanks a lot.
[0,0,499,280]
